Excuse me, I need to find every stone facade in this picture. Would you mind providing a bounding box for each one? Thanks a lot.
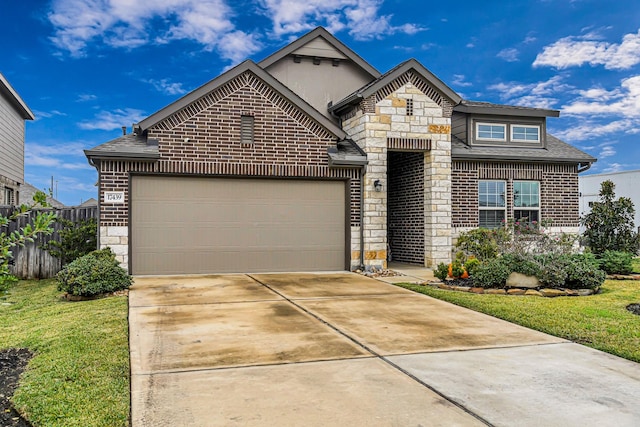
[341,78,453,268]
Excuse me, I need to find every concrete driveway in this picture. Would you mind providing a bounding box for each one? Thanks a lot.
[130,273,640,426]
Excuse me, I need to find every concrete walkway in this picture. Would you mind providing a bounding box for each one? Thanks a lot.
[129,272,640,426]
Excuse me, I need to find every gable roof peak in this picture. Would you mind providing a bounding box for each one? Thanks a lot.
[258,26,380,79]
[0,72,34,120]
[329,58,462,114]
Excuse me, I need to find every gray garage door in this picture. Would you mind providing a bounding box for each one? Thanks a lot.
[130,176,347,275]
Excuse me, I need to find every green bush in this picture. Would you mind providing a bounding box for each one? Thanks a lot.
[455,228,508,261]
[450,260,465,278]
[56,248,132,297]
[464,257,481,276]
[599,250,634,275]
[501,253,541,277]
[564,254,606,289]
[535,254,568,288]
[434,262,449,281]
[472,258,511,288]
[41,217,97,265]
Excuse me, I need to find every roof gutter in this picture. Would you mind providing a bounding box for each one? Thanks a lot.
[328,93,363,115]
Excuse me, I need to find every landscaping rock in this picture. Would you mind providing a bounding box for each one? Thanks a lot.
[540,289,567,297]
[451,286,471,292]
[507,289,526,295]
[506,272,540,289]
[438,283,452,290]
[576,289,595,296]
[485,289,506,295]
[470,287,485,294]
[525,290,543,297]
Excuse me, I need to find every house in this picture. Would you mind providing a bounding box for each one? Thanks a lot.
[85,27,596,275]
[19,182,66,208]
[579,170,640,230]
[0,73,34,206]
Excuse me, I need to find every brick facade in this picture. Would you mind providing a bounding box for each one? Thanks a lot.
[452,161,580,229]
[98,70,362,268]
[388,152,424,264]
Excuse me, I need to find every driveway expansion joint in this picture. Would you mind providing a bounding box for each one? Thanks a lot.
[247,273,494,426]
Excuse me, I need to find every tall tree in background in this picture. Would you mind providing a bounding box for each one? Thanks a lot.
[582,180,639,254]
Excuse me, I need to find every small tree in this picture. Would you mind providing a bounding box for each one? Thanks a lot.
[582,180,639,255]
[0,192,56,288]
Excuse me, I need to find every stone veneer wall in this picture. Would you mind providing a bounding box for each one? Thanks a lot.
[341,77,453,268]
[452,161,581,228]
[388,152,424,264]
[97,70,363,270]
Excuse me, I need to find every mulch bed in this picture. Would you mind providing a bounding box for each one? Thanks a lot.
[0,348,33,427]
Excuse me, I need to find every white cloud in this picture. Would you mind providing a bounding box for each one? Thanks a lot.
[25,142,93,171]
[77,93,97,102]
[497,48,519,62]
[451,74,472,87]
[142,78,187,96]
[487,75,570,109]
[552,119,633,142]
[533,29,640,70]
[259,0,424,41]
[603,162,624,173]
[33,109,67,119]
[598,145,616,158]
[48,0,262,62]
[561,75,640,119]
[78,108,146,131]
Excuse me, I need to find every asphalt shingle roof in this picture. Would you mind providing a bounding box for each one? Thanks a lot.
[452,134,596,164]
[84,133,159,159]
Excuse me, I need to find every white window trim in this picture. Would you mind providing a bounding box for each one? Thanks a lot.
[511,124,541,143]
[513,180,541,222]
[478,180,507,228]
[476,122,507,142]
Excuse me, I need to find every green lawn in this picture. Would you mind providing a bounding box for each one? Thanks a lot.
[0,279,129,427]
[397,278,640,363]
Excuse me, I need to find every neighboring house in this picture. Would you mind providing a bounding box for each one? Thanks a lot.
[19,182,66,208]
[579,170,640,231]
[78,197,98,207]
[85,27,596,275]
[0,73,34,206]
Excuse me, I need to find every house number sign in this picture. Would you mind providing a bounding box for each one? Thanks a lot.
[104,191,125,204]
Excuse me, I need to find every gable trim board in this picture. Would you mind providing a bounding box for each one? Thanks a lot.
[86,27,596,274]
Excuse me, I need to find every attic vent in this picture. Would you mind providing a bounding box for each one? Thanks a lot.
[406,99,414,116]
[240,115,254,145]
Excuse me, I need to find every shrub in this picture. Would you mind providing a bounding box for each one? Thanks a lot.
[501,253,541,277]
[564,254,606,289]
[41,217,97,265]
[599,250,634,275]
[455,228,508,261]
[464,257,481,276]
[434,262,449,281]
[449,260,466,278]
[56,248,132,297]
[472,258,511,288]
[535,254,568,288]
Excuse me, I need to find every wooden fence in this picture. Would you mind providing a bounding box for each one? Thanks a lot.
[0,206,98,279]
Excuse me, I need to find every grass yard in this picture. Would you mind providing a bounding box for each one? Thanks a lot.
[397,278,640,363]
[0,279,129,427]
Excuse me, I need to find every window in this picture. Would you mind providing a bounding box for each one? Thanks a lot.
[240,115,254,145]
[476,123,506,141]
[511,125,540,143]
[514,181,540,223]
[479,180,506,228]
[3,187,13,205]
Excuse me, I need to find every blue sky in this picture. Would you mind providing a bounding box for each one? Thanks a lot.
[2,0,640,205]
